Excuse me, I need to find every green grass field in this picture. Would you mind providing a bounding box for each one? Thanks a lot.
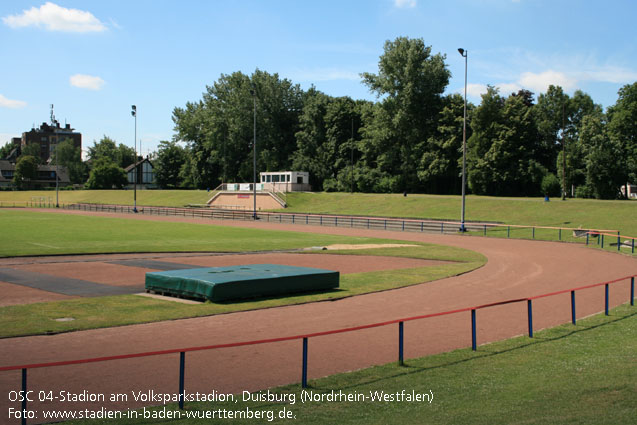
[0,211,485,337]
[0,209,381,257]
[2,189,635,236]
[283,192,637,237]
[0,189,213,208]
[60,303,637,425]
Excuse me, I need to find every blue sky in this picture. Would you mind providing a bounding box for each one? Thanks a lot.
[1,0,636,157]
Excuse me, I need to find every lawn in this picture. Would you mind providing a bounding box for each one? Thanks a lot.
[283,192,637,237]
[59,303,637,424]
[0,209,380,257]
[0,189,213,208]
[0,211,485,337]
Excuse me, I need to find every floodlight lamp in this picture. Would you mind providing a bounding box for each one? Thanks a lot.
[458,48,465,56]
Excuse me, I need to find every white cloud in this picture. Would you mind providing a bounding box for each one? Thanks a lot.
[576,67,637,85]
[0,94,27,109]
[495,82,523,95]
[466,83,487,98]
[70,74,105,90]
[394,0,417,8]
[2,2,106,32]
[518,70,577,92]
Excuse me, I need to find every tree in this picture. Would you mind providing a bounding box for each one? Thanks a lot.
[468,88,544,196]
[13,155,38,189]
[360,37,451,192]
[20,143,42,163]
[579,115,623,199]
[418,93,469,194]
[154,141,190,188]
[0,142,15,159]
[292,89,364,191]
[52,138,88,184]
[607,82,637,198]
[85,159,127,189]
[173,69,304,189]
[535,85,570,175]
[88,136,135,169]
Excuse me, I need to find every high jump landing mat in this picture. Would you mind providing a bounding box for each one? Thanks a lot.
[145,264,339,302]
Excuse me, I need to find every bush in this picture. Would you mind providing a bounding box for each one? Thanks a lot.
[541,173,561,197]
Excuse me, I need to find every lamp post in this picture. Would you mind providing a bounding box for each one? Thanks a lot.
[131,105,137,212]
[458,48,468,232]
[54,136,59,208]
[562,101,567,200]
[250,85,257,220]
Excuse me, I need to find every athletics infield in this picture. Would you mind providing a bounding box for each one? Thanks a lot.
[1,209,636,424]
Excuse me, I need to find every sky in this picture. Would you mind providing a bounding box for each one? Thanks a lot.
[1,0,636,157]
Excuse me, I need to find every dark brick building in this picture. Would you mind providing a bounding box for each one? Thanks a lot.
[21,121,82,163]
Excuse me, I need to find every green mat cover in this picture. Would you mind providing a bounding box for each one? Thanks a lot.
[145,264,339,302]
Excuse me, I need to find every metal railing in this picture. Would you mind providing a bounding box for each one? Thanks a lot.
[1,273,635,425]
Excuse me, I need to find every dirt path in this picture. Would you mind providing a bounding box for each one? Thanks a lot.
[1,209,636,424]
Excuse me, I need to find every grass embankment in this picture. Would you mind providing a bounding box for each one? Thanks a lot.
[62,303,637,425]
[0,211,485,337]
[283,192,637,236]
[0,189,212,208]
[2,190,636,235]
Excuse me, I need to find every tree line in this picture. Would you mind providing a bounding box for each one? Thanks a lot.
[164,37,636,199]
[5,37,636,198]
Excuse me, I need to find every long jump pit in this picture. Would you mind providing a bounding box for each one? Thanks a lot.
[0,245,445,307]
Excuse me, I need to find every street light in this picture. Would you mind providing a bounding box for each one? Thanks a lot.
[458,48,468,232]
[249,85,257,220]
[131,105,138,213]
[54,136,59,208]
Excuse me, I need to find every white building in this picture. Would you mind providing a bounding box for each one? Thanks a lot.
[620,184,637,199]
[125,157,155,189]
[259,171,310,192]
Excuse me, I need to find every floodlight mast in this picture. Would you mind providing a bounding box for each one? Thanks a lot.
[131,105,137,213]
[458,48,468,232]
[250,85,257,220]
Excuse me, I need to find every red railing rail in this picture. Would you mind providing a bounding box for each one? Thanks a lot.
[1,270,635,424]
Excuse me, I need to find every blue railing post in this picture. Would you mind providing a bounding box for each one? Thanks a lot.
[586,233,589,245]
[483,224,487,236]
[601,234,605,248]
[532,227,535,239]
[507,226,510,238]
[527,300,533,338]
[559,228,562,241]
[571,291,576,325]
[632,238,635,254]
[178,352,185,410]
[384,220,387,230]
[22,368,27,425]
[302,338,308,388]
[605,284,609,316]
[398,321,404,366]
[402,221,405,231]
[335,217,337,227]
[471,309,477,351]
[631,277,635,306]
[617,234,621,251]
